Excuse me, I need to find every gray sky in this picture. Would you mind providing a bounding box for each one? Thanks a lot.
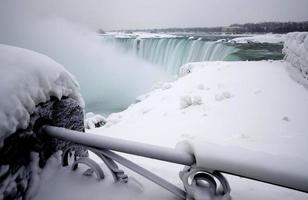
[1,0,308,30]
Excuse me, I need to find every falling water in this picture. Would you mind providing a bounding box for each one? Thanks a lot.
[102,37,239,74]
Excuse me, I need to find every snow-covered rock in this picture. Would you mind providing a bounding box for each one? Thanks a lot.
[0,44,85,200]
[0,97,85,200]
[283,32,308,84]
[0,44,84,145]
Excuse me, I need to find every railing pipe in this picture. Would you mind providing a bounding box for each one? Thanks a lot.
[42,125,195,166]
[42,125,308,194]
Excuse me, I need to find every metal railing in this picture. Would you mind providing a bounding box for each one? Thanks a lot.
[42,125,308,200]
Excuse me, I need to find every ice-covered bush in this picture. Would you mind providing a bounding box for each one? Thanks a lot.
[192,96,203,105]
[180,95,203,109]
[283,32,308,81]
[179,63,195,77]
[180,96,193,109]
[85,112,107,129]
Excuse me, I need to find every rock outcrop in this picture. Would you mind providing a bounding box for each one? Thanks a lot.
[0,97,84,200]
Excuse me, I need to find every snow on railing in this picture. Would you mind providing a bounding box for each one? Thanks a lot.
[41,125,308,200]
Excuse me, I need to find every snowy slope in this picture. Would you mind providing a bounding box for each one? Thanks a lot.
[87,60,308,200]
[95,61,307,155]
[0,44,84,145]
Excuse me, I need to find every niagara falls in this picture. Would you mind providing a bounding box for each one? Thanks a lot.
[0,0,308,200]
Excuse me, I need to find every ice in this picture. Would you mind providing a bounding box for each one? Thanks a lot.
[230,34,286,44]
[283,32,308,84]
[0,44,83,145]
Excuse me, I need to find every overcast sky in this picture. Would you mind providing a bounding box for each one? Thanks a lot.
[1,0,308,30]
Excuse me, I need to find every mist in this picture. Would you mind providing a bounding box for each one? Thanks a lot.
[0,5,169,114]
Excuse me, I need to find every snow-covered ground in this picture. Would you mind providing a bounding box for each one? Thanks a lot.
[34,59,308,200]
[0,44,83,145]
[230,34,285,44]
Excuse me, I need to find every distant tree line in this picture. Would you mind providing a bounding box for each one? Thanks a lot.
[111,21,308,34]
[229,21,308,33]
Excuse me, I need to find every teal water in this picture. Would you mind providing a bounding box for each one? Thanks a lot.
[102,35,283,74]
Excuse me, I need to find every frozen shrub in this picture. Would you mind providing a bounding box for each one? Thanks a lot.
[162,83,172,90]
[222,91,232,99]
[180,96,193,109]
[136,94,149,103]
[215,94,224,101]
[85,113,106,129]
[192,96,203,105]
[179,64,195,77]
[152,82,164,90]
[197,84,205,90]
[107,113,122,125]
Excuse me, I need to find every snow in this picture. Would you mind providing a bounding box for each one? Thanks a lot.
[92,60,308,156]
[283,32,308,85]
[104,32,178,39]
[230,34,286,44]
[0,44,84,145]
[83,60,308,200]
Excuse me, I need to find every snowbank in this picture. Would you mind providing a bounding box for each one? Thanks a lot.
[230,34,285,44]
[283,32,308,84]
[88,60,308,200]
[0,44,84,144]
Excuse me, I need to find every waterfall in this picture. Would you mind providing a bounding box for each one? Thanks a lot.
[102,37,239,74]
